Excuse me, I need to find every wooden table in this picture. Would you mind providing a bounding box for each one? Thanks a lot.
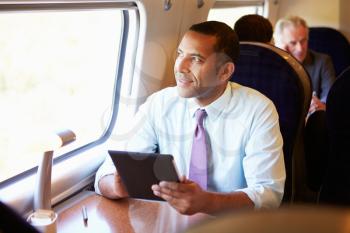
[57,192,210,233]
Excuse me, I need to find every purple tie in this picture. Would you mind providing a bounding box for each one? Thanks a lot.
[189,109,208,190]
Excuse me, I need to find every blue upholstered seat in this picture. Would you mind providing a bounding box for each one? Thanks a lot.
[308,27,350,76]
[304,110,328,193]
[319,66,350,205]
[231,42,312,202]
[0,201,40,233]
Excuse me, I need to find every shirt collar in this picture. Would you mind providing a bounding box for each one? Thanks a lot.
[188,83,232,120]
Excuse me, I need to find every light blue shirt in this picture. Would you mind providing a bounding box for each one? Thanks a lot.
[95,82,285,208]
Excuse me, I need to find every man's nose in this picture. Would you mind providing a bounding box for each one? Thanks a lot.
[295,42,303,52]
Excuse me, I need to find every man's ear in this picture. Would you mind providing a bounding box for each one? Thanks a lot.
[219,62,235,82]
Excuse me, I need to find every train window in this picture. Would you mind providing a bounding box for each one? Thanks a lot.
[0,2,138,183]
[208,1,264,27]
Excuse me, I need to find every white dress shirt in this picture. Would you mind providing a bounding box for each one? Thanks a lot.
[95,82,286,208]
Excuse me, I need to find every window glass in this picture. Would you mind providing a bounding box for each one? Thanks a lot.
[208,5,264,28]
[0,9,128,182]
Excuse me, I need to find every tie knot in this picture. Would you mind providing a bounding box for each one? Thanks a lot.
[195,109,207,126]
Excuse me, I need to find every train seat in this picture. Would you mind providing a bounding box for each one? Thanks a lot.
[185,205,350,233]
[231,42,312,202]
[308,27,350,76]
[319,66,350,205]
[0,201,40,233]
[304,110,329,194]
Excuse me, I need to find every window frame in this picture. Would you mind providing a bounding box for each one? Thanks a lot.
[213,0,265,8]
[211,0,266,16]
[207,0,266,30]
[0,0,139,211]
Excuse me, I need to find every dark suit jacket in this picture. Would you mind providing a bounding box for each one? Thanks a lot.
[303,49,336,103]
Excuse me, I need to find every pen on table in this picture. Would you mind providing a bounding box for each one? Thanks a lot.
[82,205,88,226]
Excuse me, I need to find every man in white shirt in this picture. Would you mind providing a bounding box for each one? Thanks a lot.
[95,21,285,215]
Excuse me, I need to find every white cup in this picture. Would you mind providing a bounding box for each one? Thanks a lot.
[27,209,57,233]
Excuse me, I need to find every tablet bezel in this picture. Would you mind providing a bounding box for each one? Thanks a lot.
[108,150,180,201]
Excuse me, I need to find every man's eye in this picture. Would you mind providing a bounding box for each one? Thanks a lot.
[177,51,185,58]
[192,56,202,63]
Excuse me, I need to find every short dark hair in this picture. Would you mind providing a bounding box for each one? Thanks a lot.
[189,21,239,63]
[234,14,273,43]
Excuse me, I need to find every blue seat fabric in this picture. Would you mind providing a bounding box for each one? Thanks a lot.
[231,44,306,202]
[309,27,350,76]
[320,66,350,205]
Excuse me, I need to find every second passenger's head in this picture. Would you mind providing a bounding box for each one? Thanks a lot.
[174,21,239,107]
[234,14,273,43]
[273,15,309,62]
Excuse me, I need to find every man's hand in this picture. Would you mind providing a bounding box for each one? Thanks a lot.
[98,172,129,199]
[309,95,326,114]
[151,177,254,215]
[151,177,207,215]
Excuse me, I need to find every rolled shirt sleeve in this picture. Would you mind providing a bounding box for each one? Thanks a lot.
[236,100,285,208]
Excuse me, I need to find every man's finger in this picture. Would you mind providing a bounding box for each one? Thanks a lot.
[159,181,180,190]
[153,191,174,202]
[159,181,194,193]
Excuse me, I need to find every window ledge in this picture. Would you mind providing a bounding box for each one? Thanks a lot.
[0,144,107,215]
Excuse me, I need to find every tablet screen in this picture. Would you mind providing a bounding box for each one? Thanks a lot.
[108,150,180,201]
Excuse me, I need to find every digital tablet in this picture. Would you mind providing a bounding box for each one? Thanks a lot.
[108,150,180,201]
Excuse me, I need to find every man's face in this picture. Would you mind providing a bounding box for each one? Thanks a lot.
[277,25,308,62]
[174,31,231,106]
